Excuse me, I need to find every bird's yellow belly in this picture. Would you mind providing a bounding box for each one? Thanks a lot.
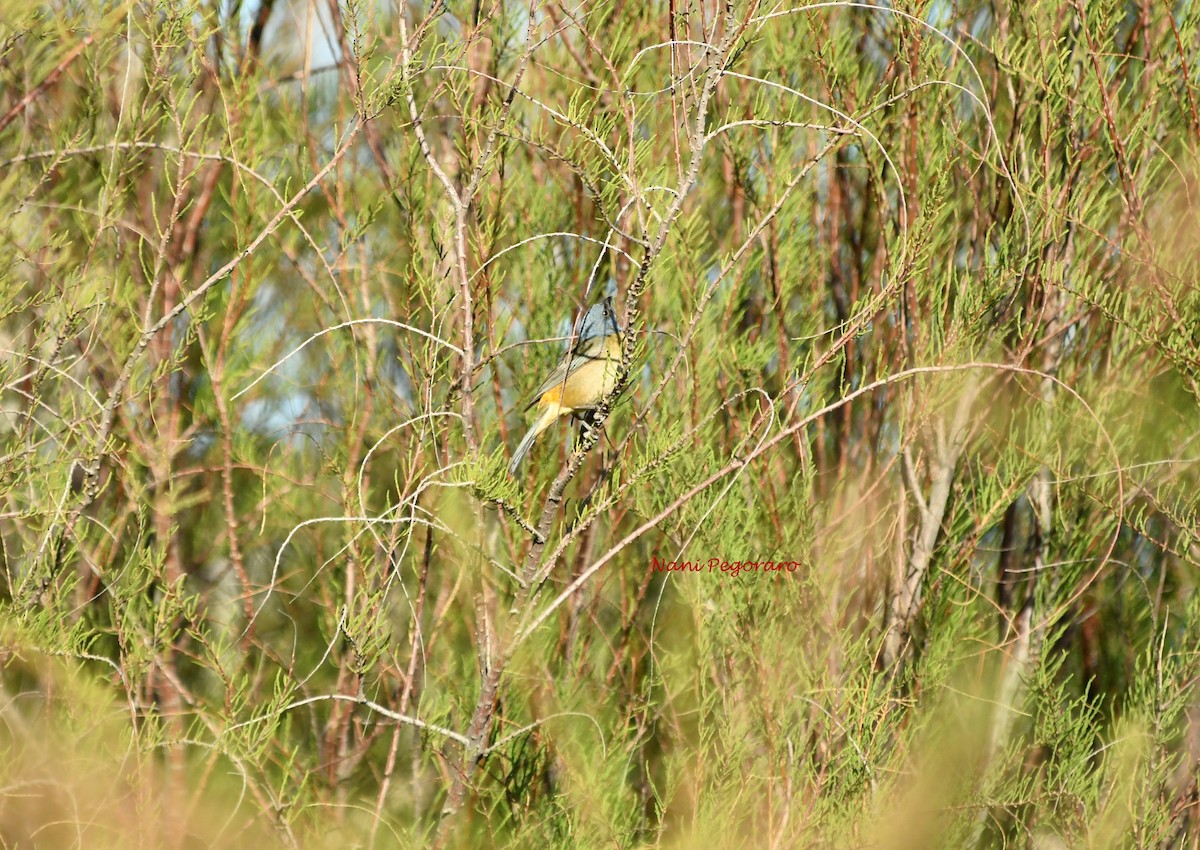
[539,359,619,413]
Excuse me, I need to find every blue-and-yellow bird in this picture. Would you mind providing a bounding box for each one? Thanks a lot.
[508,297,623,475]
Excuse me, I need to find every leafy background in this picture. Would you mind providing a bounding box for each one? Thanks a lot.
[0,0,1198,847]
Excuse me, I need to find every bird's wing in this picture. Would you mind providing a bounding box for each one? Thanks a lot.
[523,357,572,411]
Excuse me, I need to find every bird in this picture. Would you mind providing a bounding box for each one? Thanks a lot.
[508,297,623,475]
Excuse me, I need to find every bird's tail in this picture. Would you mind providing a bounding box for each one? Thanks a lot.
[508,409,556,475]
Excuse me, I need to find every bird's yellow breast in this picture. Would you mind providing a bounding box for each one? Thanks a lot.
[536,337,622,414]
